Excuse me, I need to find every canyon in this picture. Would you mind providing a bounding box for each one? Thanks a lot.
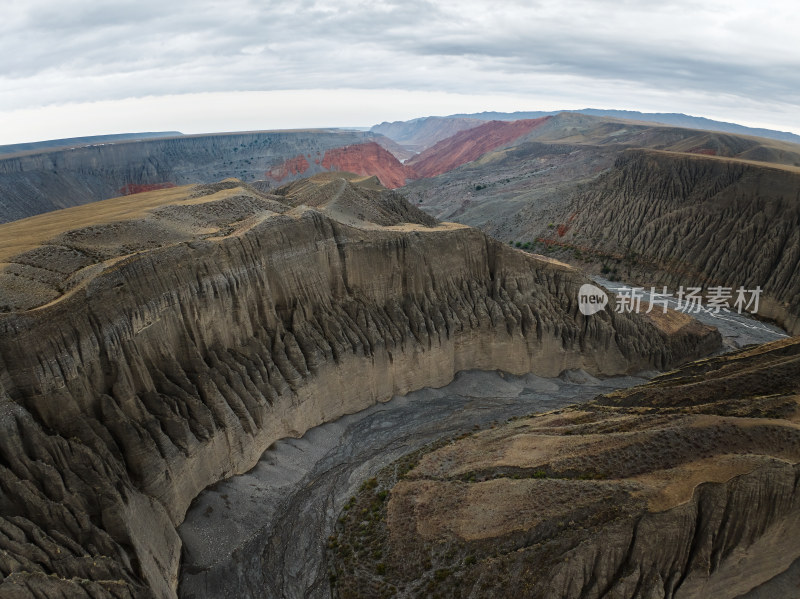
[400,114,800,335]
[331,336,800,598]
[0,174,718,598]
[0,130,399,223]
[0,109,798,599]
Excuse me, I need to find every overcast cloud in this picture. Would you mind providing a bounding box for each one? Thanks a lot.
[1,0,798,143]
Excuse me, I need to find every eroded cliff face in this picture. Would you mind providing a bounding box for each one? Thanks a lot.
[553,150,800,334]
[331,337,800,599]
[0,177,718,598]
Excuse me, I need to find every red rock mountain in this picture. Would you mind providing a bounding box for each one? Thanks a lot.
[405,117,551,178]
[266,118,552,190]
[321,142,409,188]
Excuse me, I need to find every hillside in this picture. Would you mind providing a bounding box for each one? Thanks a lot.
[371,116,484,153]
[516,150,800,335]
[437,109,800,145]
[0,130,405,223]
[405,118,552,179]
[0,175,719,598]
[401,114,800,334]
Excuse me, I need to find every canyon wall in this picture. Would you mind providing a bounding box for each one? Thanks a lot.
[556,150,800,334]
[332,337,800,598]
[0,180,718,598]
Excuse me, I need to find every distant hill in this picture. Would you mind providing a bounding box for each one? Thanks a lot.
[371,117,483,153]
[0,132,184,156]
[445,109,800,145]
[0,130,391,223]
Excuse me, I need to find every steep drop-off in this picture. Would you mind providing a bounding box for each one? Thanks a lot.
[0,177,719,598]
[332,336,800,598]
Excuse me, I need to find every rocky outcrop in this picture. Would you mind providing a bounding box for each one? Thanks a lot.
[331,337,800,598]
[405,118,551,179]
[0,178,718,598]
[0,130,390,223]
[274,172,438,227]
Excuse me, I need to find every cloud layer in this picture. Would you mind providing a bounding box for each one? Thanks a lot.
[1,0,798,141]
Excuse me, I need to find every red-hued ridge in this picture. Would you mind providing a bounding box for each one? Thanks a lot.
[266,118,551,189]
[405,117,552,179]
[321,142,409,188]
[267,155,311,182]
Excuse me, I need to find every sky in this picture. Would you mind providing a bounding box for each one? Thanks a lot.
[1,0,798,144]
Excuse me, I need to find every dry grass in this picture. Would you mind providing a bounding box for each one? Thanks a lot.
[0,182,254,263]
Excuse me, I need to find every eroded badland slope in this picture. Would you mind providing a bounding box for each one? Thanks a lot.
[0,130,409,223]
[0,175,717,598]
[332,336,800,599]
[543,150,800,335]
[401,114,800,335]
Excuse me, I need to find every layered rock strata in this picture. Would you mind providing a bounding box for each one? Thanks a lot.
[555,150,800,334]
[0,130,387,223]
[0,177,718,598]
[332,337,800,598]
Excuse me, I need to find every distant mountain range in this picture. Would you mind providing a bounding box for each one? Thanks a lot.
[0,131,184,156]
[444,109,800,145]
